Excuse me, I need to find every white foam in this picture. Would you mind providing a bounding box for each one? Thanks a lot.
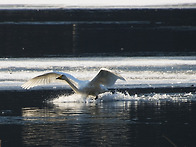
[51,91,196,107]
[52,94,89,103]
[99,91,196,102]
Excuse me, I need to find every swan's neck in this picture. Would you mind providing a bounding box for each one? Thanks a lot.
[63,76,80,93]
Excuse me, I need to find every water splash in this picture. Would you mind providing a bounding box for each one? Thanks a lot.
[51,91,196,105]
[52,93,90,103]
[97,91,196,102]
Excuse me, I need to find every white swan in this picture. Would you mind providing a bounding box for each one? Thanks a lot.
[21,68,125,99]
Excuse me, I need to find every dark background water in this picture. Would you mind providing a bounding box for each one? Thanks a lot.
[0,8,196,57]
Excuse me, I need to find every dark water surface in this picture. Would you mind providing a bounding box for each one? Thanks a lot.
[0,90,196,147]
[0,8,196,57]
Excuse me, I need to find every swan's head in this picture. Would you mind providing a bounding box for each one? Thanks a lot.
[56,75,64,80]
[56,75,62,79]
[56,75,70,81]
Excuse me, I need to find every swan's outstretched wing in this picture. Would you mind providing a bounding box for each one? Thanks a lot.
[90,68,125,87]
[21,71,81,89]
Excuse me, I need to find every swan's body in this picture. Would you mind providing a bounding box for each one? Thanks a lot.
[21,68,125,98]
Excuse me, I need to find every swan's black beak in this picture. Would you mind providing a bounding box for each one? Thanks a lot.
[56,75,63,80]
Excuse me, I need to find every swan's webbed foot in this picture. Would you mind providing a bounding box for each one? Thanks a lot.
[95,96,99,100]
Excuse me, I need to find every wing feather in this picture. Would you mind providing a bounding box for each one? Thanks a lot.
[22,71,83,89]
[90,68,125,87]
[21,72,62,89]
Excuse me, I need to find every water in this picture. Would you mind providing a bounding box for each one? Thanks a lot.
[1,8,196,58]
[1,56,196,90]
[0,56,196,146]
